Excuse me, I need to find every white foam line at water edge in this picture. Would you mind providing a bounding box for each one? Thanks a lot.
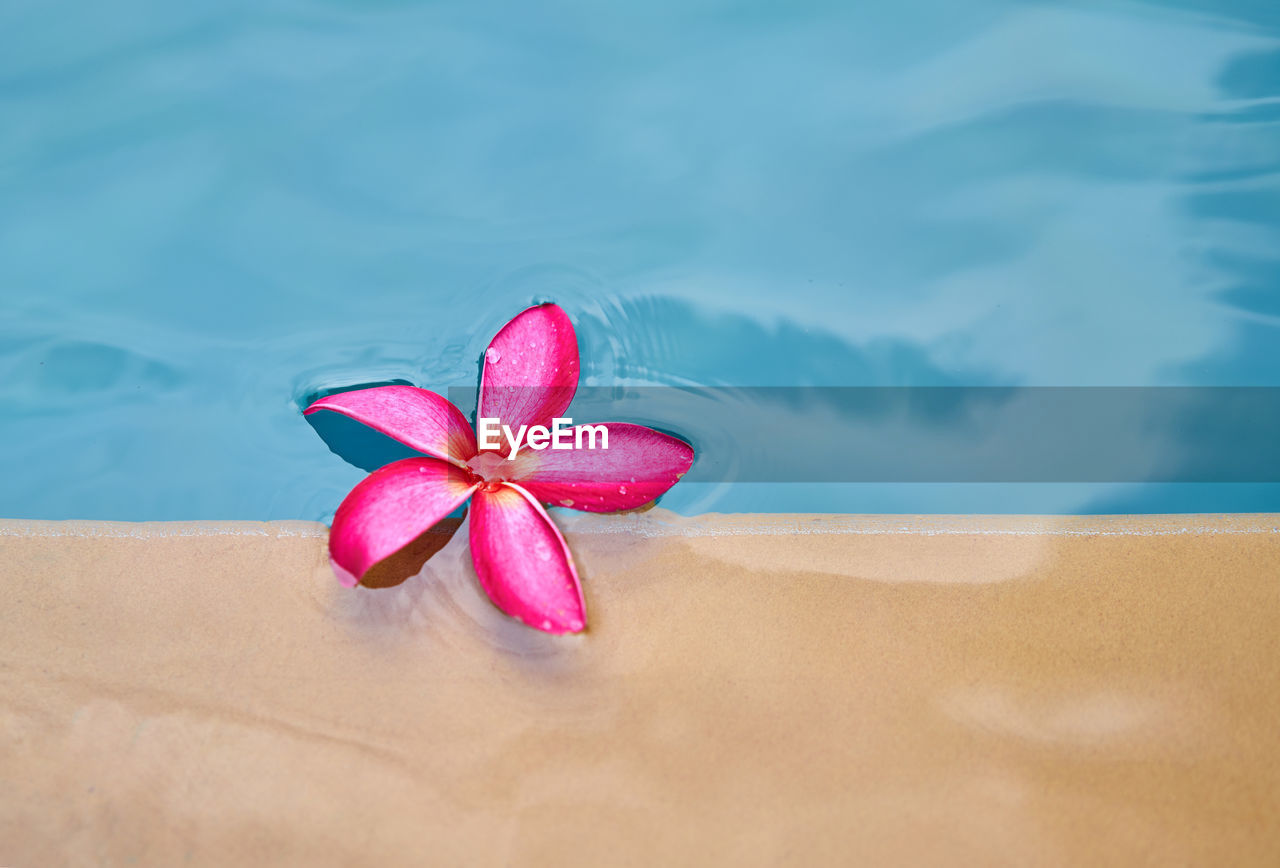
[6,514,1276,539]
[0,520,328,539]
[665,524,1280,538]
[552,512,1280,538]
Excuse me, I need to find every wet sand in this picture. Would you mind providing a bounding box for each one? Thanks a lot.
[2,512,1278,866]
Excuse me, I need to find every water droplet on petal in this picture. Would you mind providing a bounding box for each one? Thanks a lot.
[485,347,501,364]
[618,485,628,495]
[569,618,584,632]
[541,619,552,630]
[560,498,574,507]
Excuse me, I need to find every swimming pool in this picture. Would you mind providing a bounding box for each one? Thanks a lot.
[3,0,1279,519]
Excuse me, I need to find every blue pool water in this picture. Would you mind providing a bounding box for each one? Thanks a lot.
[3,0,1279,520]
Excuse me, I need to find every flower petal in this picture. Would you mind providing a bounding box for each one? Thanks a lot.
[468,482,586,634]
[514,422,694,512]
[305,386,477,466]
[330,457,479,582]
[478,304,579,447]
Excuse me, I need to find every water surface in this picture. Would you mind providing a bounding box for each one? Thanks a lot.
[2,0,1279,518]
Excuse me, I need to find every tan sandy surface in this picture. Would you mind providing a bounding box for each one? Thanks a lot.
[2,512,1279,866]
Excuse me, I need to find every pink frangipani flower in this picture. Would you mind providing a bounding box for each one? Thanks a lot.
[305,303,694,634]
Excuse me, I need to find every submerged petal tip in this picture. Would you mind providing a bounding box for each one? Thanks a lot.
[329,457,478,582]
